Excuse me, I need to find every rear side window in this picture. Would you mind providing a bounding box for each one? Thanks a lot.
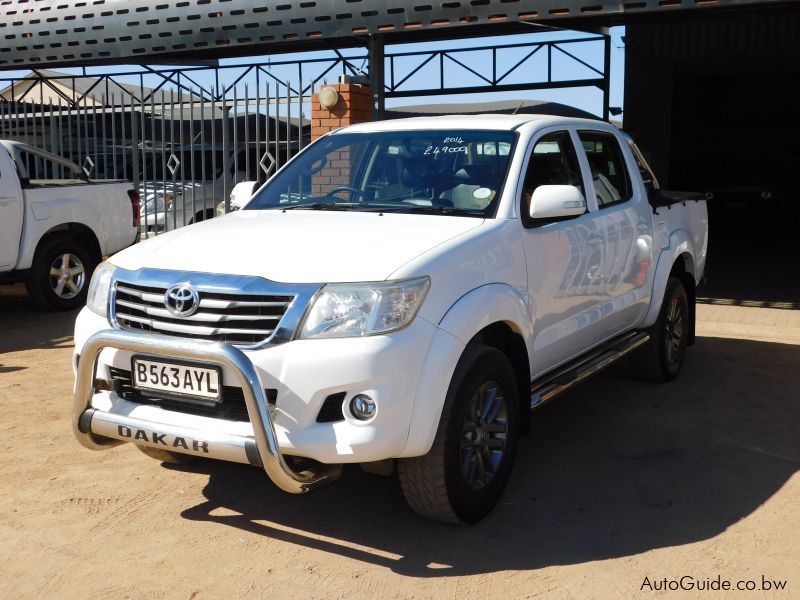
[521,131,583,227]
[578,131,632,208]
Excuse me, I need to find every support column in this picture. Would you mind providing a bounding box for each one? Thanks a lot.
[368,34,385,121]
[311,82,372,141]
[602,29,611,122]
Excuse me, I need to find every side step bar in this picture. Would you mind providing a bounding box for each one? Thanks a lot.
[530,330,650,408]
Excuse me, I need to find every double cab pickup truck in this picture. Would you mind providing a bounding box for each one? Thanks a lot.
[0,141,139,310]
[72,115,707,523]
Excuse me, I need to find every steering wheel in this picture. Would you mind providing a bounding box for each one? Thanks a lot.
[326,186,367,201]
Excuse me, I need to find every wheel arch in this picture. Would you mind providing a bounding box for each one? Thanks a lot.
[470,322,532,436]
[35,222,102,263]
[642,237,698,345]
[668,253,697,346]
[401,284,534,457]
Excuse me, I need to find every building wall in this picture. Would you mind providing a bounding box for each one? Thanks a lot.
[624,6,800,189]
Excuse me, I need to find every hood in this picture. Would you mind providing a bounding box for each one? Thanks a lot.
[112,209,484,283]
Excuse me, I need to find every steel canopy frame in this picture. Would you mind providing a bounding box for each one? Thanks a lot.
[383,35,610,118]
[0,0,791,71]
[2,33,612,118]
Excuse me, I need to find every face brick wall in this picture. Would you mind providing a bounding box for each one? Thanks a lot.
[309,83,372,197]
[311,83,372,141]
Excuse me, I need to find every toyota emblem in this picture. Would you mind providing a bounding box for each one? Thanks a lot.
[164,284,200,317]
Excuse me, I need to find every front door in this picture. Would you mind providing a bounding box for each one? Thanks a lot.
[519,130,608,378]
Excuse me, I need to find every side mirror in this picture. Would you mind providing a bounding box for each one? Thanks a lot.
[529,185,586,220]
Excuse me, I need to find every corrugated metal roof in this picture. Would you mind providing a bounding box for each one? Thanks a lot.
[0,0,790,70]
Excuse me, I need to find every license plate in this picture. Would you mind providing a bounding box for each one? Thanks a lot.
[131,356,221,401]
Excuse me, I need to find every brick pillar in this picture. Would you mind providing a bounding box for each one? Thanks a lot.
[311,82,372,141]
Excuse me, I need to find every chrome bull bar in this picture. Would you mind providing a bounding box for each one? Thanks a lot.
[73,329,341,494]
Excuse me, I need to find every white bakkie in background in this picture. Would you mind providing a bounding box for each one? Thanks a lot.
[0,141,139,310]
[72,115,708,524]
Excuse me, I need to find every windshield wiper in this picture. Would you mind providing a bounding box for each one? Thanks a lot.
[383,205,486,217]
[279,202,355,211]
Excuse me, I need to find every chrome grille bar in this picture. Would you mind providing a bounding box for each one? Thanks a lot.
[115,313,275,338]
[115,299,283,323]
[199,298,293,309]
[109,268,321,348]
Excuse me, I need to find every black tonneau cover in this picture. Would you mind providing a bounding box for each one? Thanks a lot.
[649,189,707,212]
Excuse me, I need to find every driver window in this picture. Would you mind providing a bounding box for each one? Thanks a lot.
[521,131,583,227]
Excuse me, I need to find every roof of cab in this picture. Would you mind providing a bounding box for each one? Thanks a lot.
[337,113,610,134]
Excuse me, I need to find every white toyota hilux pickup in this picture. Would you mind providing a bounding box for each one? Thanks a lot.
[72,115,708,524]
[0,141,139,310]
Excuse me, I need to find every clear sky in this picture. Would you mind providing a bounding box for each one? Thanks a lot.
[0,26,626,119]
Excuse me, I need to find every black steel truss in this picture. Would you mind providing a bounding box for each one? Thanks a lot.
[384,35,610,117]
[1,34,611,117]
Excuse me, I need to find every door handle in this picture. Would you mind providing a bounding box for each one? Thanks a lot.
[587,236,603,246]
[637,223,649,231]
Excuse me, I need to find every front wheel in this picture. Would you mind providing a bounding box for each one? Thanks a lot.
[398,345,520,524]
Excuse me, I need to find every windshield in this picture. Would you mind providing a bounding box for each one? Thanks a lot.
[245,130,517,217]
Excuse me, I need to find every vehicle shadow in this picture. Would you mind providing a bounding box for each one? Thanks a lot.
[179,335,800,577]
[0,284,78,354]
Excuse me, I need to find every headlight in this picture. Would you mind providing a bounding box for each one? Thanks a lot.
[299,277,430,339]
[86,261,116,317]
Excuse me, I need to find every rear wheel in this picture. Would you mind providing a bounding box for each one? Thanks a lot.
[136,446,197,465]
[26,236,97,311]
[190,209,215,224]
[631,276,689,382]
[398,345,519,524]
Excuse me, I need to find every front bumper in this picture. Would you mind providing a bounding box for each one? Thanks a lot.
[73,329,342,494]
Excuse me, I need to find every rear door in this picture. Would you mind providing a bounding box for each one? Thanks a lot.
[0,147,24,268]
[519,128,609,377]
[576,129,654,336]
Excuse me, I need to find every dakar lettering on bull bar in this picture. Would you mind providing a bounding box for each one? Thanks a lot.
[117,425,209,453]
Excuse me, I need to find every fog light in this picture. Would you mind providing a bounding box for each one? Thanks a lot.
[350,394,376,420]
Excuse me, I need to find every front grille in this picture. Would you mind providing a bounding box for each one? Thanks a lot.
[109,367,277,422]
[113,281,294,346]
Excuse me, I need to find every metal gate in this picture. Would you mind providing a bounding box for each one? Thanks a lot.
[0,54,366,235]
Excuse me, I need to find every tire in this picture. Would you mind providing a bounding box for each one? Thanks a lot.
[398,344,520,524]
[136,445,197,465]
[191,209,215,224]
[25,236,97,311]
[630,277,690,382]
